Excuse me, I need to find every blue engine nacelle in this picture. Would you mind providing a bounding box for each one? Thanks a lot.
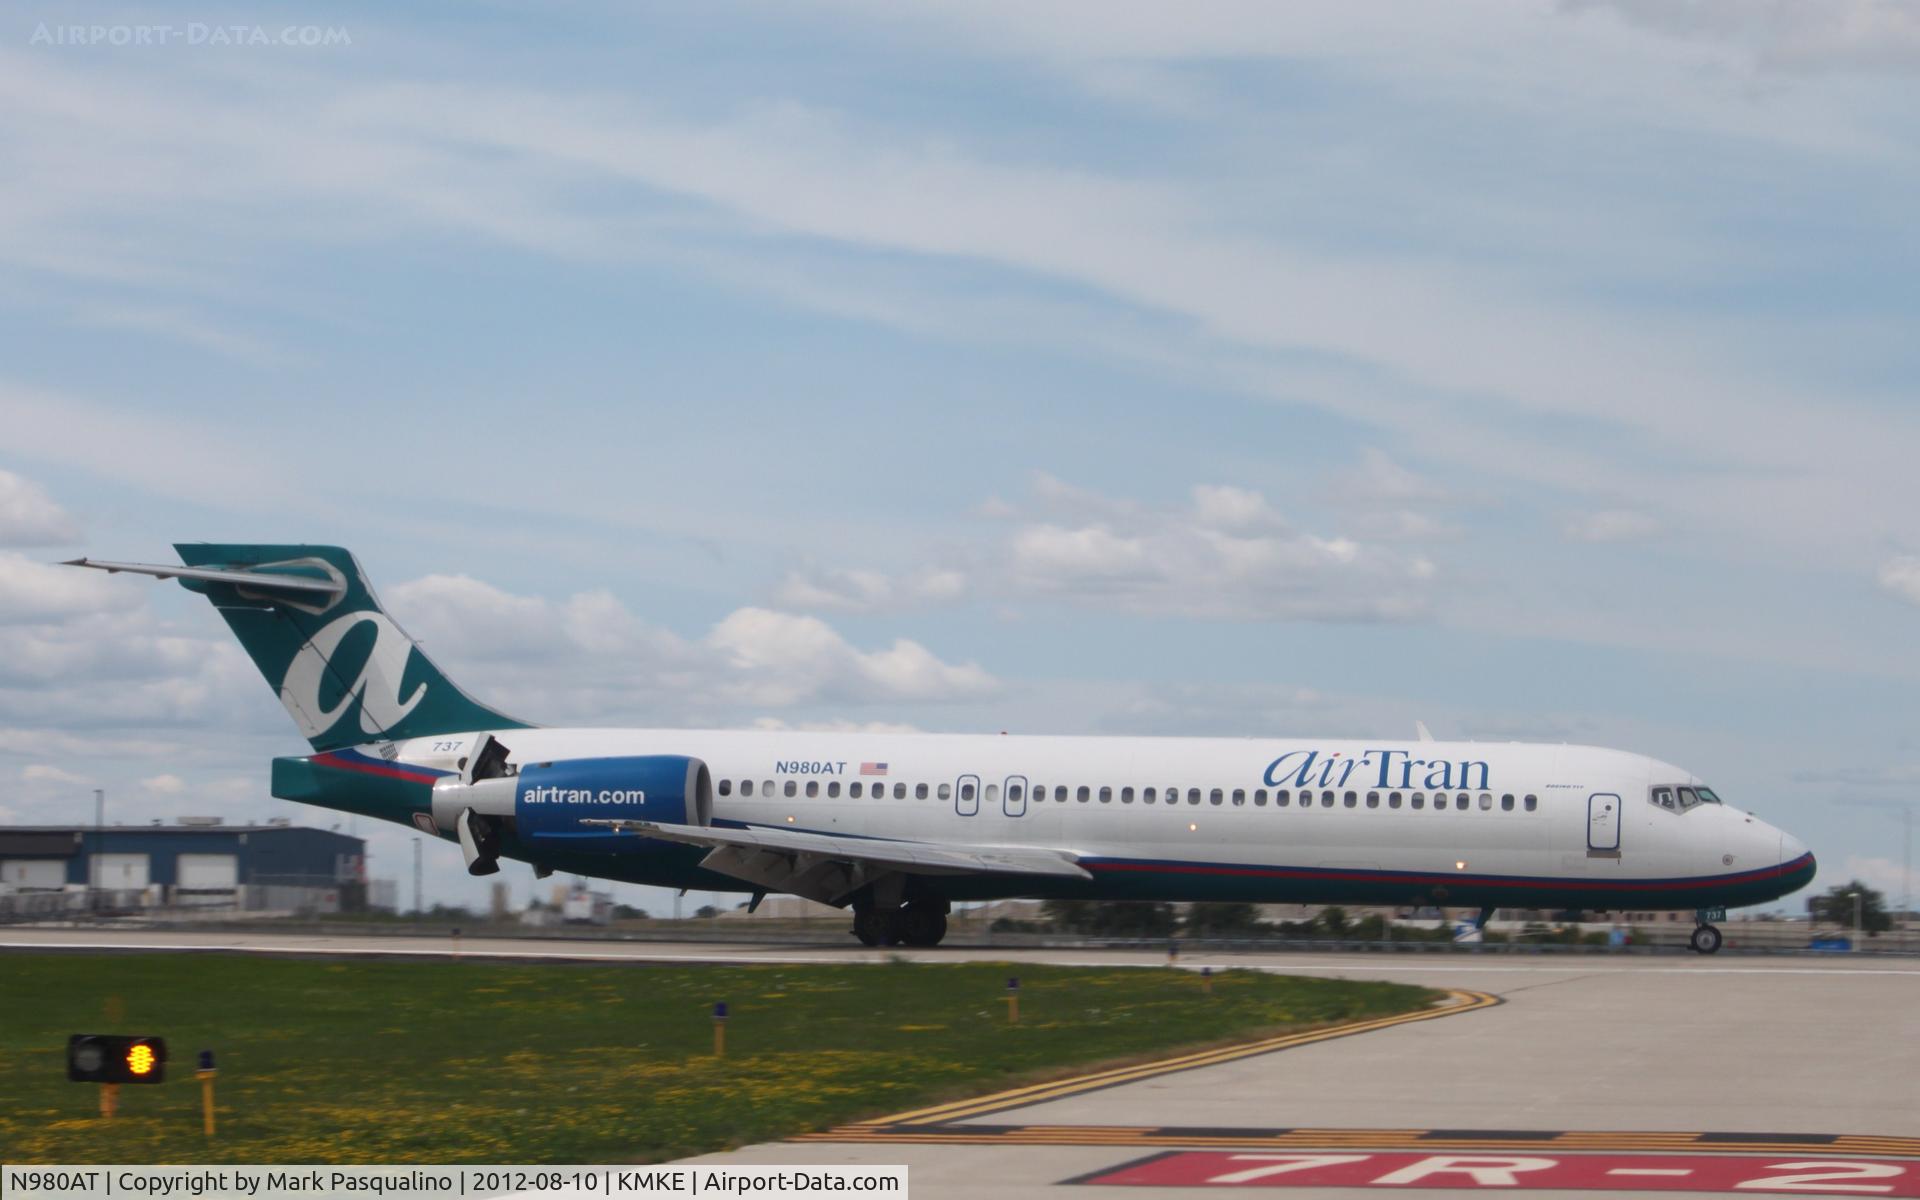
[430,755,712,860]
[512,756,712,839]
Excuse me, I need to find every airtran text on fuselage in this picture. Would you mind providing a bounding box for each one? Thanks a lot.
[521,787,647,806]
[1264,748,1491,792]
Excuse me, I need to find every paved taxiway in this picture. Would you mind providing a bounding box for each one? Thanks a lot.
[9,930,1919,1197]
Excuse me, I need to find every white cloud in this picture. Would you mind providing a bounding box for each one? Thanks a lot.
[1840,855,1917,904]
[0,469,80,546]
[141,773,186,794]
[1879,557,1920,607]
[781,477,1437,622]
[22,763,90,787]
[386,573,998,722]
[0,552,136,624]
[1561,509,1664,544]
[773,566,968,612]
[1563,0,1920,75]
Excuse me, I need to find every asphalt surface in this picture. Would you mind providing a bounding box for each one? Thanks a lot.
[8,929,1917,1198]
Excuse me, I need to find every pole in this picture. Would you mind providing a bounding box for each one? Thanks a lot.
[93,788,104,898]
[1904,805,1912,954]
[1005,977,1019,1024]
[99,1083,117,1120]
[197,1051,217,1136]
[412,838,422,915]
[712,1003,727,1057]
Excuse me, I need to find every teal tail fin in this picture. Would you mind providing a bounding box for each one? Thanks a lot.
[81,544,530,752]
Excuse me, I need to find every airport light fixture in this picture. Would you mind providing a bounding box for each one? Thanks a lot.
[67,1034,168,1084]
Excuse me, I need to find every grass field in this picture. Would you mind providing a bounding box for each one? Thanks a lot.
[0,952,1438,1164]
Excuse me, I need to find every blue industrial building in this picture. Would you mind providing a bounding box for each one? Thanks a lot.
[0,820,367,907]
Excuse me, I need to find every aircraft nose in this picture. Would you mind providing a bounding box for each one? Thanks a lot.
[1780,829,1810,867]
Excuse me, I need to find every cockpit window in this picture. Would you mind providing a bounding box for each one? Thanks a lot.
[1651,786,1677,811]
[1695,786,1722,804]
[1676,786,1700,810]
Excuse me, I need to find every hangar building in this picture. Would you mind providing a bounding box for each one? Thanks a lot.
[0,819,368,912]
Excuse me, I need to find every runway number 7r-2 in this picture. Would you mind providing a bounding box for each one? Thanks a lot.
[1206,1156,1374,1183]
[1077,1152,1920,1194]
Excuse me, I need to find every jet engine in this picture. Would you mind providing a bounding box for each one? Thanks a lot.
[430,745,712,875]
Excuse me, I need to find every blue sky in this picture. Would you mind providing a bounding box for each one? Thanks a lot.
[3,1,1918,916]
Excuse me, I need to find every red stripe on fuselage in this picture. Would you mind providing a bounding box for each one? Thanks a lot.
[311,751,443,786]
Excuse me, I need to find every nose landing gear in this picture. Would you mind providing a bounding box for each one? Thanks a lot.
[1689,906,1727,954]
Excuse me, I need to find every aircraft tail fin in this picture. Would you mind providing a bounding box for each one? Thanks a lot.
[69,544,529,752]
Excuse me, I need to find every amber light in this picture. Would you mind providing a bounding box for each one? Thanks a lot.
[126,1044,157,1076]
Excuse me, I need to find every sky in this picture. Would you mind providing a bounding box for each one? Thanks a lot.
[2,0,1918,919]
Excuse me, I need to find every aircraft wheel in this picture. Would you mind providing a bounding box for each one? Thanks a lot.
[852,909,889,947]
[1690,923,1723,955]
[901,906,947,947]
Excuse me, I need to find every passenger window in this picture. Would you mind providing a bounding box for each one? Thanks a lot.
[1232,788,1245,806]
[827,781,841,798]
[1277,789,1290,807]
[1455,793,1468,811]
[849,782,862,798]
[806,781,820,798]
[1143,786,1156,804]
[1524,794,1538,811]
[1478,792,1492,810]
[1344,791,1357,808]
[1501,794,1514,811]
[1120,786,1134,803]
[718,779,733,797]
[1321,790,1334,807]
[1366,792,1379,808]
[900,783,912,799]
[1031,784,1045,802]
[1254,788,1268,806]
[1411,793,1425,810]
[986,783,999,803]
[785,781,798,798]
[1077,785,1091,802]
[960,781,976,801]
[739,780,753,797]
[1099,786,1113,803]
[1188,788,1203,805]
[1209,788,1224,806]
[1388,792,1402,809]
[1009,784,1024,802]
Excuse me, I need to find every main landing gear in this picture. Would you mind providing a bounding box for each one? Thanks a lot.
[1689,923,1724,955]
[851,899,949,948]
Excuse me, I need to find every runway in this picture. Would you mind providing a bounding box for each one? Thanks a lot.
[9,929,1918,1196]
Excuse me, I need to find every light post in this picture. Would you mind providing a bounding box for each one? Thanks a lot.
[1848,890,1862,939]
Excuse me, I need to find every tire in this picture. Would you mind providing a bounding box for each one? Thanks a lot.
[852,909,888,947]
[1690,924,1723,955]
[901,906,947,947]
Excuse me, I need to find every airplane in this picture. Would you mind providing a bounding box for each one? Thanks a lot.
[67,544,1816,954]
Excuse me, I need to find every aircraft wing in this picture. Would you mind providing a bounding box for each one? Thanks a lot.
[580,818,1090,905]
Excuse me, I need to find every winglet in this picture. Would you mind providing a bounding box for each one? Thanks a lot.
[1415,720,1436,742]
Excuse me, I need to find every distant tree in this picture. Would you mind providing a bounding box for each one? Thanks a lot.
[1041,899,1177,937]
[611,904,649,920]
[1316,906,1350,936]
[694,904,720,919]
[1808,881,1891,935]
[1184,902,1266,937]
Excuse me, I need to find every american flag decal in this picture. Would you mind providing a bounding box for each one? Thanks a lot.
[860,762,889,776]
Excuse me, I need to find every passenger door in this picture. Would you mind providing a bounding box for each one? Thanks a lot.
[1587,792,1622,853]
[955,773,981,817]
[1003,775,1028,819]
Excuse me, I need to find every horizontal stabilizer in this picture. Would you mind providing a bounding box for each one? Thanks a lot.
[64,557,344,598]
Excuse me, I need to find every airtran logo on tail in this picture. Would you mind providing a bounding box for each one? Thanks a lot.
[279,611,425,741]
[1265,748,1491,792]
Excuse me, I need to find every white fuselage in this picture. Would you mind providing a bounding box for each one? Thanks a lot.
[380,728,1812,912]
